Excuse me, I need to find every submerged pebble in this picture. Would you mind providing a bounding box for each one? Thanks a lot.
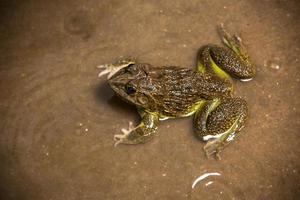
[270,63,280,70]
[264,60,281,70]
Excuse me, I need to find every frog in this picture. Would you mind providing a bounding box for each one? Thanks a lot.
[97,24,255,158]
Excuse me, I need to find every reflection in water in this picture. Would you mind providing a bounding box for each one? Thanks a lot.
[205,181,214,186]
[189,171,247,200]
[192,172,221,189]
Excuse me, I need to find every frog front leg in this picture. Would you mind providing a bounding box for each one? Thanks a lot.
[114,111,159,146]
[97,58,136,79]
[193,97,248,158]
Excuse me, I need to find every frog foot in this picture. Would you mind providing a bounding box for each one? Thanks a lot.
[114,121,135,147]
[218,23,250,62]
[203,139,223,160]
[97,59,135,80]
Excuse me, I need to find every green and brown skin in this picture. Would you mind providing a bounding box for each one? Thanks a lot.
[99,25,255,157]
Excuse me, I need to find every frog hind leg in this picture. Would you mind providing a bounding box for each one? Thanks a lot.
[114,112,159,146]
[193,98,248,158]
[197,25,256,81]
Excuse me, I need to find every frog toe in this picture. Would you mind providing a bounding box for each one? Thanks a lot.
[113,134,127,147]
[97,63,118,79]
[97,59,136,80]
[97,67,110,77]
[113,121,135,147]
[121,121,135,134]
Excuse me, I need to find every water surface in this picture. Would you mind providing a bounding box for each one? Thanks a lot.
[0,0,299,199]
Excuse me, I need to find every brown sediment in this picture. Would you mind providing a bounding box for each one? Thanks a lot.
[0,0,299,199]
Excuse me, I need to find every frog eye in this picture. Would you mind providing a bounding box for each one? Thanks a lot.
[125,85,136,95]
[125,64,137,73]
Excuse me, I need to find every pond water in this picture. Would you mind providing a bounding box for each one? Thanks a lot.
[0,0,299,199]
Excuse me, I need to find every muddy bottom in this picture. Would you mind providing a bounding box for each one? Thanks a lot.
[0,0,299,199]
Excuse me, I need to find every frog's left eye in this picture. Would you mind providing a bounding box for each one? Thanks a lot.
[125,64,137,73]
[125,85,136,95]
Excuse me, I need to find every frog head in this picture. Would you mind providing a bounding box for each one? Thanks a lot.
[108,63,159,110]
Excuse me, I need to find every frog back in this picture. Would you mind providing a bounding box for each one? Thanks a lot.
[152,66,231,118]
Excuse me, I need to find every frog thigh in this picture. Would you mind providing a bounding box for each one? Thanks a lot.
[197,45,255,80]
[196,25,255,80]
[193,98,248,157]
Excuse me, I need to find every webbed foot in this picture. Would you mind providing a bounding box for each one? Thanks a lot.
[218,23,251,65]
[97,59,135,79]
[219,24,243,53]
[114,121,136,147]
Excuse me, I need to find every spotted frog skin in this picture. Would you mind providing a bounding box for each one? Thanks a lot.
[98,25,255,157]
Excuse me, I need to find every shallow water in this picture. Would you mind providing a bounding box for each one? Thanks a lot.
[0,0,299,199]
